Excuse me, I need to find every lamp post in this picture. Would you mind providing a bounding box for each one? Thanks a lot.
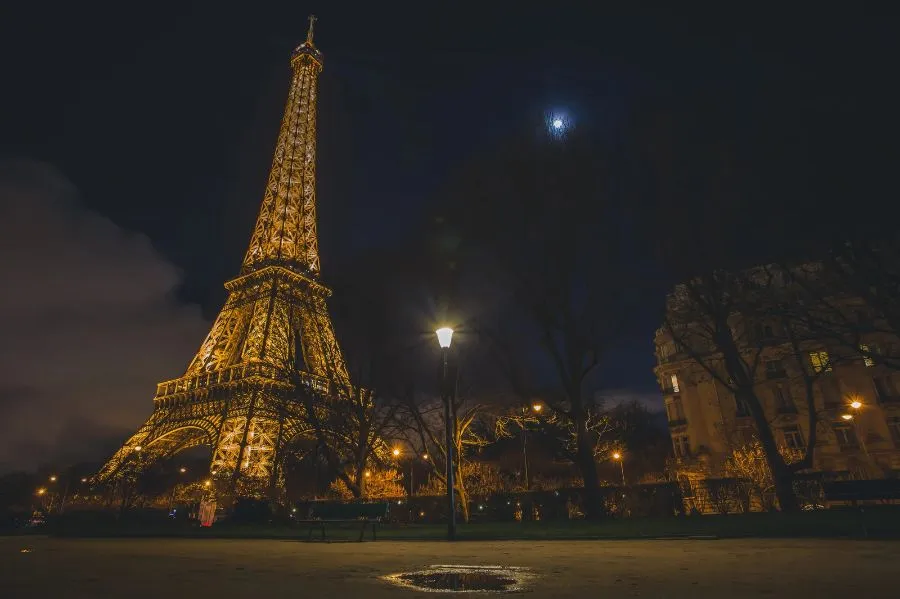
[520,403,543,491]
[435,326,456,541]
[612,452,625,486]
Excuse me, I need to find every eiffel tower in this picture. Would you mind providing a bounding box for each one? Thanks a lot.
[97,16,350,499]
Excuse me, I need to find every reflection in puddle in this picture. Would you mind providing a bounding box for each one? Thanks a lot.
[383,565,534,593]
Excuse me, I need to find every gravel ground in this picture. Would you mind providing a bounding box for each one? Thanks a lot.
[3,536,896,598]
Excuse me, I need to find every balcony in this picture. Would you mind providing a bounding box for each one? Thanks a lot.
[154,361,329,401]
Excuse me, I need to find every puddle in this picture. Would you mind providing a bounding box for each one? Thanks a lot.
[382,565,534,593]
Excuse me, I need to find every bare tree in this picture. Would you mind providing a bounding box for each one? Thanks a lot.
[394,380,492,523]
[660,266,833,512]
[438,127,647,519]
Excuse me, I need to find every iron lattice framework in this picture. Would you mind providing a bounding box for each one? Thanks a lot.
[96,16,350,500]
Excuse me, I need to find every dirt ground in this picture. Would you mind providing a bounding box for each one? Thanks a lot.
[2,536,896,598]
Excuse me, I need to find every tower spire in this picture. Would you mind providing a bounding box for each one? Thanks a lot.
[243,19,324,275]
[306,14,317,45]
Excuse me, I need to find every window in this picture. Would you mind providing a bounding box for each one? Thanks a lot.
[859,344,876,367]
[888,417,900,446]
[834,426,858,450]
[753,322,776,341]
[782,426,805,450]
[809,351,832,373]
[658,343,672,361]
[773,384,796,412]
[672,434,691,458]
[670,374,680,393]
[820,377,841,408]
[765,359,786,379]
[874,376,897,403]
[667,397,686,424]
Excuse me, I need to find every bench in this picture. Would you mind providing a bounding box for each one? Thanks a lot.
[823,479,900,506]
[296,502,389,542]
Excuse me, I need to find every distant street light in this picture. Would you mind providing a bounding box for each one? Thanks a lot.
[49,475,57,482]
[532,403,543,413]
[436,326,457,541]
[392,448,401,457]
[179,467,187,474]
[841,413,854,421]
[134,446,142,452]
[850,400,863,410]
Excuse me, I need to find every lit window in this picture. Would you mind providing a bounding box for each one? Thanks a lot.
[671,374,680,393]
[809,351,832,373]
[860,344,875,367]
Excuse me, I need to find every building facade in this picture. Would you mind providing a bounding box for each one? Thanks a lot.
[653,272,900,482]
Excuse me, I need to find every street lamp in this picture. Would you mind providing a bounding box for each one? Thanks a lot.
[49,475,57,482]
[435,326,456,541]
[393,448,401,457]
[850,400,862,410]
[841,413,854,421]
[612,452,626,486]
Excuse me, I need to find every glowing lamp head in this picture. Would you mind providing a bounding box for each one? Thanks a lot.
[532,403,543,413]
[612,452,621,460]
[850,400,862,410]
[49,475,57,482]
[422,453,429,460]
[204,480,211,487]
[134,445,142,452]
[392,448,401,457]
[435,327,454,349]
[364,470,371,478]
[552,118,564,129]
[36,488,46,496]
[179,467,187,473]
[80,478,87,483]
[841,413,853,421]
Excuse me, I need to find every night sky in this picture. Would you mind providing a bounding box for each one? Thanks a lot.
[0,3,894,471]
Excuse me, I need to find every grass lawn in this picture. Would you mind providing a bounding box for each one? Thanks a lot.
[14,507,898,541]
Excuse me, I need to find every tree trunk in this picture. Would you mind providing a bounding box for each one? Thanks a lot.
[575,416,603,519]
[745,390,800,512]
[456,481,470,523]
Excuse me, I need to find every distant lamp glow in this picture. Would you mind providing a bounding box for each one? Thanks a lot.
[612,452,621,460]
[422,454,429,460]
[365,470,371,478]
[179,467,187,474]
[49,475,57,482]
[80,478,87,483]
[36,488,46,496]
[392,448,401,457]
[204,480,211,487]
[850,400,862,410]
[841,414,854,421]
[134,445,142,452]
[552,118,563,129]
[532,403,543,413]
[435,327,454,349]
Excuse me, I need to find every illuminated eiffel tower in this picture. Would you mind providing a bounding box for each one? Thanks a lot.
[97,16,349,499]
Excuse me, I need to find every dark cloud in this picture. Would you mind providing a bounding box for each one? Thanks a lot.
[0,160,209,472]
